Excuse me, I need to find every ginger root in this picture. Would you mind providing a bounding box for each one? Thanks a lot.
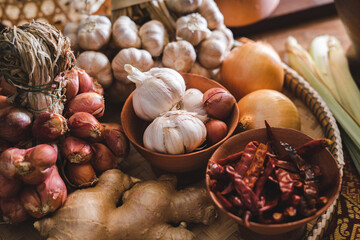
[34,169,217,240]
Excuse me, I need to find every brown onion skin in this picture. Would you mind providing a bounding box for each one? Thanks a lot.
[0,173,22,198]
[205,119,228,145]
[59,68,79,101]
[32,112,68,142]
[0,148,26,179]
[203,88,236,120]
[68,112,105,142]
[0,197,29,223]
[19,144,57,185]
[66,162,96,187]
[103,123,130,158]
[65,92,105,118]
[78,69,93,93]
[91,143,118,174]
[61,136,93,164]
[0,106,33,143]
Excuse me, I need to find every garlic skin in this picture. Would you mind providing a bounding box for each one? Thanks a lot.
[125,65,186,121]
[112,16,141,49]
[78,15,112,50]
[76,51,113,89]
[176,13,211,46]
[180,88,208,122]
[162,40,196,73]
[143,110,206,154]
[166,0,203,14]
[199,0,224,29]
[112,48,154,84]
[190,62,211,78]
[139,20,169,57]
[63,22,79,51]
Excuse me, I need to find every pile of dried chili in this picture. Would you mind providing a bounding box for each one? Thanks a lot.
[207,122,333,226]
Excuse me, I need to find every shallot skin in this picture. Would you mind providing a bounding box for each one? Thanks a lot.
[103,123,130,158]
[32,112,68,142]
[203,88,236,120]
[68,112,105,142]
[61,136,93,164]
[0,197,29,223]
[0,173,22,198]
[66,92,105,118]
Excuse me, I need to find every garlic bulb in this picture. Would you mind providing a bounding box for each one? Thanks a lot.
[199,0,224,29]
[76,51,113,88]
[176,13,211,46]
[166,0,203,14]
[139,20,169,57]
[162,40,196,73]
[143,110,206,154]
[190,62,211,78]
[78,15,112,50]
[112,16,141,49]
[125,64,186,121]
[215,27,234,51]
[106,81,136,103]
[112,48,154,84]
[63,22,79,51]
[198,31,229,69]
[180,88,208,122]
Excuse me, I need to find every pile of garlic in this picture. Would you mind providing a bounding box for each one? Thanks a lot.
[63,0,234,103]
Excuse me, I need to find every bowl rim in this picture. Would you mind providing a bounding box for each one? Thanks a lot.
[205,127,341,229]
[121,73,240,159]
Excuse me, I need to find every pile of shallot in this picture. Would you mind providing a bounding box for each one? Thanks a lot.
[0,67,130,223]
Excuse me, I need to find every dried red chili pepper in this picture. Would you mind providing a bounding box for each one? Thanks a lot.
[284,206,297,218]
[228,194,243,208]
[255,157,276,198]
[303,180,319,200]
[275,168,295,202]
[244,143,268,189]
[217,151,244,165]
[281,138,333,161]
[207,161,226,179]
[215,192,234,211]
[235,141,259,177]
[265,120,281,155]
[220,181,234,195]
[273,159,298,173]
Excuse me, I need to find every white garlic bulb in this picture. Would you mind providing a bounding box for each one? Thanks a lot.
[143,110,206,154]
[166,0,203,14]
[77,15,112,50]
[76,51,113,88]
[190,62,211,78]
[198,31,229,69]
[112,48,154,84]
[212,27,234,51]
[180,88,208,122]
[199,0,224,29]
[162,40,196,73]
[63,22,79,51]
[112,16,141,49]
[125,64,186,121]
[176,13,211,46]
[139,20,169,57]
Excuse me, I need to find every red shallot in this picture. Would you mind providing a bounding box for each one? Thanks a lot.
[0,197,29,223]
[91,143,118,174]
[78,69,93,93]
[0,148,26,179]
[0,173,22,198]
[203,88,236,120]
[58,68,79,101]
[68,112,105,142]
[205,119,228,145]
[66,92,105,118]
[32,112,68,142]
[61,136,93,164]
[103,123,130,158]
[66,162,97,187]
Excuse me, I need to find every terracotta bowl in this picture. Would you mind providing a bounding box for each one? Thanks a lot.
[205,127,341,237]
[121,73,239,173]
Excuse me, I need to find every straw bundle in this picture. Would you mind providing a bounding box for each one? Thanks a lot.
[0,21,76,115]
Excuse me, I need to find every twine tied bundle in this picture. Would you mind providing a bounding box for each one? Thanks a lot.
[0,21,75,115]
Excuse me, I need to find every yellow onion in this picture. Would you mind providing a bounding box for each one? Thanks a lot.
[237,89,300,131]
[221,41,284,100]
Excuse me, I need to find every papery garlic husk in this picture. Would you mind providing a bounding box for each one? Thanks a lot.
[166,0,203,14]
[112,48,154,85]
[77,15,112,50]
[180,88,208,122]
[176,13,211,46]
[198,31,229,69]
[199,0,225,30]
[143,110,206,154]
[125,64,186,121]
[214,27,234,51]
[139,20,169,57]
[162,40,196,73]
[112,16,141,49]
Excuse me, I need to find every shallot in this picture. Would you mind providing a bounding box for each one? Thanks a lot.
[66,92,105,118]
[0,197,29,223]
[60,68,79,101]
[61,136,93,164]
[78,69,94,93]
[91,143,118,174]
[103,123,130,158]
[32,112,68,142]
[205,119,228,145]
[0,173,22,198]
[203,88,236,120]
[66,162,97,187]
[0,148,26,179]
[68,112,105,142]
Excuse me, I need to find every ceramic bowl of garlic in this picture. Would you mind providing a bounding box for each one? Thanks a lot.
[121,66,239,173]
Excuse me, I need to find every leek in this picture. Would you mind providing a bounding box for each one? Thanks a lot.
[285,36,360,172]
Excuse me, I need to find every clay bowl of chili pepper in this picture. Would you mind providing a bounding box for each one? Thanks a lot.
[121,73,239,174]
[205,127,341,238]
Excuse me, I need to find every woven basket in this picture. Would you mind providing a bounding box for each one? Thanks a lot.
[0,0,106,30]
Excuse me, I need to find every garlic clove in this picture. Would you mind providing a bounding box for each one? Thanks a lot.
[180,88,208,122]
